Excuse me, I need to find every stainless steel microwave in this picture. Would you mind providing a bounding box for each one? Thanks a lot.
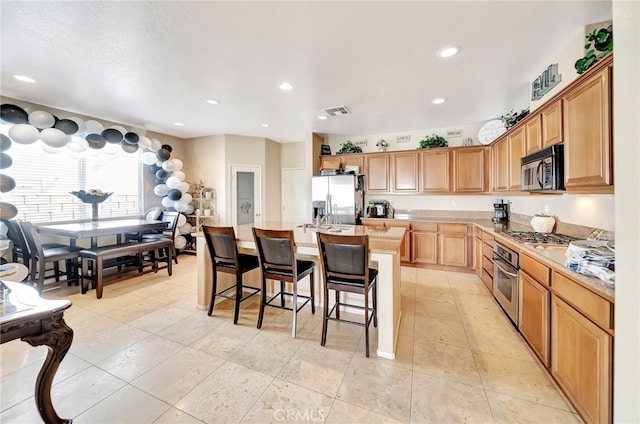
[521,145,564,191]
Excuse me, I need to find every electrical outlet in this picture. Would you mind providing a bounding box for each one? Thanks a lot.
[544,204,549,214]
[452,200,457,208]
[396,135,411,143]
[509,200,515,211]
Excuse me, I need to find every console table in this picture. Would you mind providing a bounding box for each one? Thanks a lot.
[1,281,73,424]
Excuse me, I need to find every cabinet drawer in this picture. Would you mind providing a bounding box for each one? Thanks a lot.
[481,269,493,291]
[412,222,438,232]
[439,223,468,234]
[552,271,613,330]
[520,254,550,286]
[482,232,494,245]
[482,242,493,259]
[482,256,494,277]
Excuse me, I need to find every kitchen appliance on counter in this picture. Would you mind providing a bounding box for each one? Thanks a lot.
[311,174,364,224]
[503,230,577,246]
[366,200,391,218]
[492,199,509,223]
[521,144,564,191]
[493,240,520,327]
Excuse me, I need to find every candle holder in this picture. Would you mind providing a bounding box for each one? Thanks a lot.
[70,190,113,221]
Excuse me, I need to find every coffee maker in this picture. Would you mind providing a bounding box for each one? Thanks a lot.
[367,200,390,218]
[492,199,509,223]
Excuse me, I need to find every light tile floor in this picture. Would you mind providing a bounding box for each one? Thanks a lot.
[1,255,582,423]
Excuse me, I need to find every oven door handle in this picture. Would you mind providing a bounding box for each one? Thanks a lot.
[493,257,519,278]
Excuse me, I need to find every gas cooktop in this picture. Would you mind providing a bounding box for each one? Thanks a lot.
[503,230,578,246]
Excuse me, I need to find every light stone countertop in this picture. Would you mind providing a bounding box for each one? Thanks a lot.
[369,216,615,302]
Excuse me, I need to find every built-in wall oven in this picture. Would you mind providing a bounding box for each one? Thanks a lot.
[493,241,519,327]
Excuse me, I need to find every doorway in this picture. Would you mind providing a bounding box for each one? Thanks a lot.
[282,168,308,223]
[230,165,262,227]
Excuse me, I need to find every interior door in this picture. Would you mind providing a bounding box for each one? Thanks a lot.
[230,165,262,227]
[282,168,307,223]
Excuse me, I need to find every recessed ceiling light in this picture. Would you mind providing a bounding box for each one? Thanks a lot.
[174,122,184,127]
[279,82,293,91]
[437,46,459,58]
[14,75,36,83]
[261,123,270,128]
[317,115,328,120]
[206,99,220,105]
[431,97,447,105]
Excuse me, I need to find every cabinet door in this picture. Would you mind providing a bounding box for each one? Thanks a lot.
[563,66,613,191]
[411,231,437,264]
[439,233,468,267]
[392,152,419,193]
[493,138,509,192]
[474,237,483,277]
[386,221,411,263]
[342,154,364,172]
[520,271,550,367]
[524,115,542,155]
[551,295,612,424]
[419,150,450,192]
[541,100,563,147]
[453,147,487,192]
[365,154,390,193]
[508,127,525,191]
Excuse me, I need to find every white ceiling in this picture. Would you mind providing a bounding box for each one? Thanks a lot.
[0,1,612,143]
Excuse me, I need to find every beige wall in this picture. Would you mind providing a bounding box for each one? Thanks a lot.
[613,0,639,421]
[280,142,306,168]
[265,138,281,222]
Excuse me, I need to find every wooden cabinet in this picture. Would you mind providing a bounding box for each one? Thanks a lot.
[551,294,612,424]
[364,154,390,193]
[493,138,509,191]
[362,219,411,264]
[453,147,487,192]
[320,154,363,173]
[520,270,550,367]
[541,100,563,148]
[524,114,542,155]
[474,237,483,276]
[494,127,524,192]
[563,60,613,192]
[391,152,419,193]
[411,228,438,265]
[508,127,525,191]
[440,233,468,267]
[419,149,450,192]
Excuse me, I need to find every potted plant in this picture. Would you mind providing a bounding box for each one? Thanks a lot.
[500,108,530,129]
[531,213,556,233]
[376,139,388,152]
[575,24,613,74]
[418,133,447,149]
[336,140,363,154]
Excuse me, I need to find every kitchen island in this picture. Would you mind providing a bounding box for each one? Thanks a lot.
[195,222,405,359]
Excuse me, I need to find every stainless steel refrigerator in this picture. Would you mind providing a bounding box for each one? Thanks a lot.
[311,174,364,224]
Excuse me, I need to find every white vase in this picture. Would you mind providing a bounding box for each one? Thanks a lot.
[531,215,556,233]
[377,146,387,152]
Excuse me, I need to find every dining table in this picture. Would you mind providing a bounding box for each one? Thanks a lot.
[36,218,169,248]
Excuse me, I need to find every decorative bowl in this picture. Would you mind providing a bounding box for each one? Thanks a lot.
[531,215,556,233]
[70,190,113,204]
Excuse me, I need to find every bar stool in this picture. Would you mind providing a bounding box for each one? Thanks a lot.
[201,225,260,324]
[316,232,378,357]
[252,228,315,338]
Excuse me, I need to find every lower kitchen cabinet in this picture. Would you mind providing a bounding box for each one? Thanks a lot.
[474,237,482,276]
[386,221,411,263]
[439,233,467,267]
[551,294,612,424]
[411,229,438,265]
[519,270,550,367]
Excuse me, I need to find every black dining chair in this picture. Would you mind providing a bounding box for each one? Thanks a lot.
[252,228,315,338]
[316,232,377,357]
[139,211,180,264]
[201,225,260,324]
[17,221,83,292]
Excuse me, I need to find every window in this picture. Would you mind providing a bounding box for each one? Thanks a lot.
[1,125,143,223]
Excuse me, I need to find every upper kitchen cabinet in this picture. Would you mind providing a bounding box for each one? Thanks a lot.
[391,151,419,193]
[493,138,509,191]
[364,153,391,193]
[453,146,488,192]
[524,114,542,155]
[508,126,525,191]
[541,100,563,148]
[419,149,451,193]
[563,55,613,193]
[320,154,364,173]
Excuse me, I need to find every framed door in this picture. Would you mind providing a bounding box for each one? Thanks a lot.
[282,168,307,223]
[230,165,262,227]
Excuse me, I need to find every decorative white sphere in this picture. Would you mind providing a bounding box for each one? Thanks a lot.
[166,176,181,189]
[40,128,68,148]
[28,110,55,129]
[9,124,40,144]
[153,184,169,197]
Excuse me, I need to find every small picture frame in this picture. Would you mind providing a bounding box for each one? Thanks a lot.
[321,144,332,155]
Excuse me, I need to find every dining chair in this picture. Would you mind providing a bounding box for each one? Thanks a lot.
[316,232,377,357]
[252,228,315,338]
[3,219,31,269]
[201,225,260,324]
[17,221,83,293]
[139,210,180,264]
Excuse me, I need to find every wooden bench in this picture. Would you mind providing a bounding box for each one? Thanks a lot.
[80,239,173,298]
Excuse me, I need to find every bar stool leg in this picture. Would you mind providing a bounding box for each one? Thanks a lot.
[208,265,219,316]
[257,274,267,329]
[321,286,329,346]
[310,271,316,314]
[291,280,297,338]
[233,270,242,324]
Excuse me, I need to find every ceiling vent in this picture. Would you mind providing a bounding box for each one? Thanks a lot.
[322,106,350,117]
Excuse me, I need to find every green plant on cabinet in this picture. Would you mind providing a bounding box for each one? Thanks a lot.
[418,133,448,149]
[575,24,613,74]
